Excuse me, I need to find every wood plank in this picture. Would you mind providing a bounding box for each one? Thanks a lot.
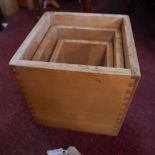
[104,42,113,67]
[14,60,130,75]
[57,25,115,41]
[113,29,125,68]
[53,12,123,29]
[32,26,58,61]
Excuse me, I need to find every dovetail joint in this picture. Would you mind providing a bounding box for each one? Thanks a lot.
[114,77,138,132]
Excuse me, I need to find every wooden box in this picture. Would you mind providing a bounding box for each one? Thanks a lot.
[9,12,140,136]
[51,39,109,66]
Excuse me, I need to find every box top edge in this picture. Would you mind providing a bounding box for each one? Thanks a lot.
[122,17,141,77]
[50,11,129,18]
[12,60,131,76]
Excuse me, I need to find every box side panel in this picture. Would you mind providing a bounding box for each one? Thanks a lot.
[121,16,141,77]
[113,29,124,68]
[53,12,123,29]
[57,26,115,41]
[12,66,132,136]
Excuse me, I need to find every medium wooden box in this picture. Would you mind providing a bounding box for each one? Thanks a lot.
[9,12,140,136]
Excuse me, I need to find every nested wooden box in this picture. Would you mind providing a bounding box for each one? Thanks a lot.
[9,12,140,136]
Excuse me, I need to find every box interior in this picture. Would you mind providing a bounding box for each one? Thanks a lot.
[20,25,124,68]
[51,39,107,66]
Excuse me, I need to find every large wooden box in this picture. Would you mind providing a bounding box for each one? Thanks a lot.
[9,12,140,136]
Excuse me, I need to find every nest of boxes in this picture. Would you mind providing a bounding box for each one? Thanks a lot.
[9,12,140,136]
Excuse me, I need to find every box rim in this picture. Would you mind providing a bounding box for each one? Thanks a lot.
[9,12,140,77]
[10,60,131,76]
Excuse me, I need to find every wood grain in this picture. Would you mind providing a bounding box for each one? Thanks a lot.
[32,26,58,61]
[113,29,124,68]
[53,12,123,29]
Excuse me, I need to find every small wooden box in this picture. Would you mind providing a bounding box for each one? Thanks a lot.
[51,39,108,66]
[9,12,140,136]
